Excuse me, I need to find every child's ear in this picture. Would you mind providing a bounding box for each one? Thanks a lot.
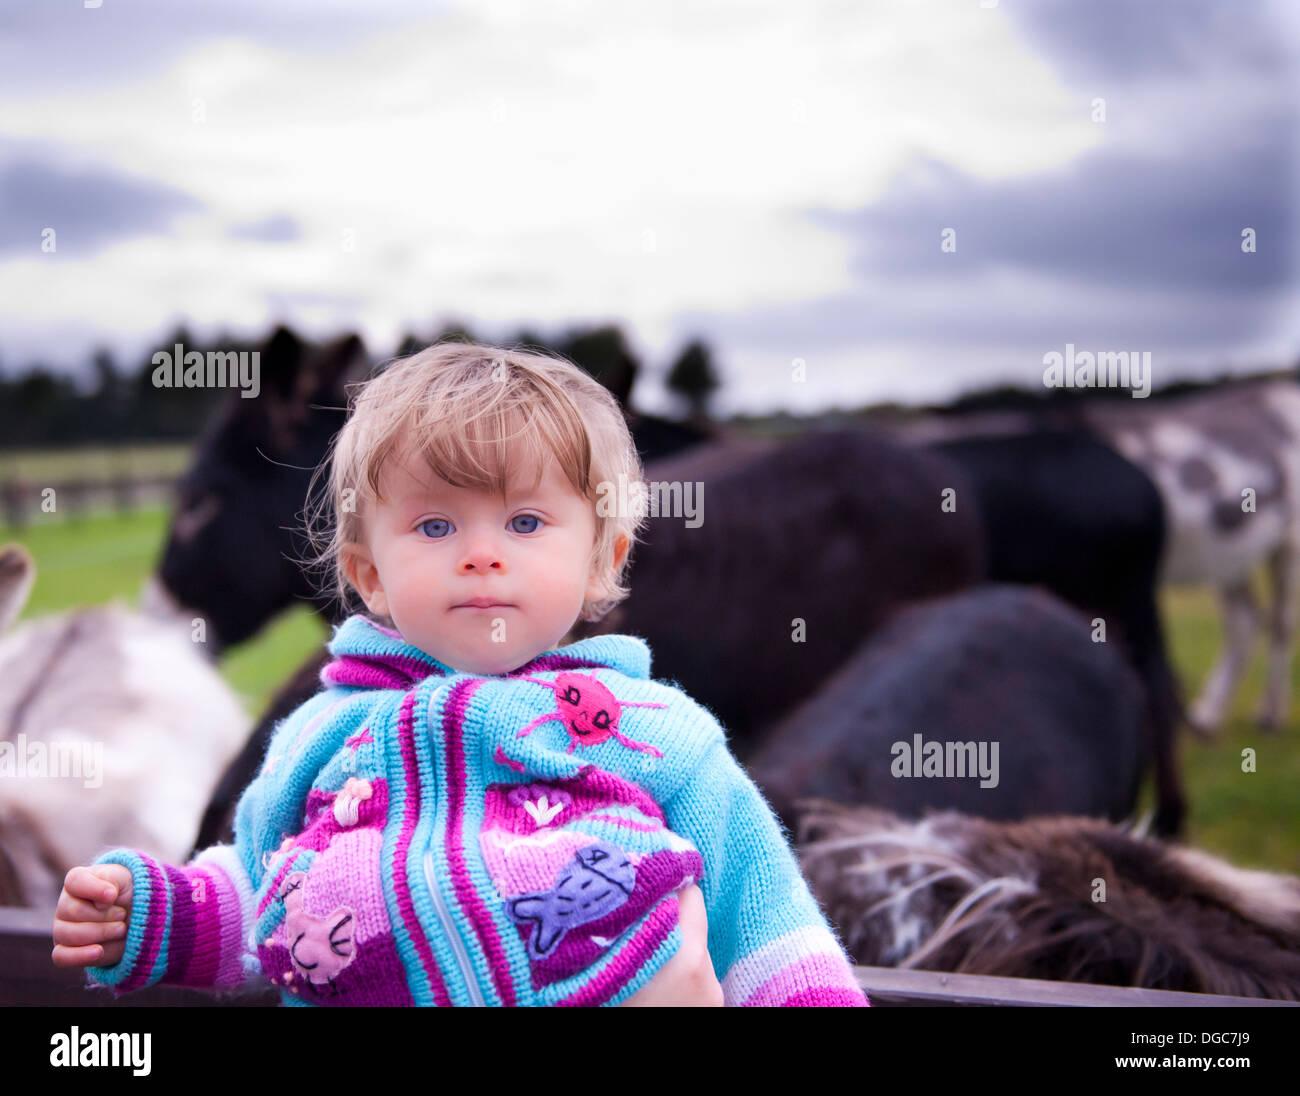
[341,543,389,618]
[584,534,630,602]
[612,533,630,571]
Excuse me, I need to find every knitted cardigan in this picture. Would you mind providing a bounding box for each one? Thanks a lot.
[85,614,868,1007]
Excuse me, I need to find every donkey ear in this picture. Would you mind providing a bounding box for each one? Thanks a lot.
[560,326,640,408]
[314,332,368,395]
[259,325,309,401]
[0,542,35,635]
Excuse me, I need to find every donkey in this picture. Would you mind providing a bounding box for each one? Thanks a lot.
[748,584,1148,833]
[797,799,1300,1000]
[1081,378,1300,735]
[0,543,248,908]
[154,326,368,654]
[923,429,1185,836]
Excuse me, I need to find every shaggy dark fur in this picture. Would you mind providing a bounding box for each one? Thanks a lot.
[749,584,1147,832]
[797,800,1300,1000]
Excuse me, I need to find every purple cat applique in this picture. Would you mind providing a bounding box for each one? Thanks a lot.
[505,840,636,959]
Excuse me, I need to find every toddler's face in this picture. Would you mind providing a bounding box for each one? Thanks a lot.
[342,444,622,675]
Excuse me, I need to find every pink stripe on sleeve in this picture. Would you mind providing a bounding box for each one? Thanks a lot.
[740,952,868,1008]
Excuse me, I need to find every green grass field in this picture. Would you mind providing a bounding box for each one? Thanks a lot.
[0,442,193,482]
[2,504,1296,874]
[1158,586,1300,874]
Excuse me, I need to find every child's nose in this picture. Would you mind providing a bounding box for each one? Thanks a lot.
[457,538,506,573]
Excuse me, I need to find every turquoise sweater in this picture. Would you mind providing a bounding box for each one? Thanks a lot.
[85,614,867,1007]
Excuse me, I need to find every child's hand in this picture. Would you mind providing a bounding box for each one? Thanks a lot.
[620,884,723,1007]
[51,864,134,970]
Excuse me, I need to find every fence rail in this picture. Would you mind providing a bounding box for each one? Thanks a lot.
[854,964,1297,1007]
[0,476,178,527]
[1,908,1294,1007]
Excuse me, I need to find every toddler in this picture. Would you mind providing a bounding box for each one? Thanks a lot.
[52,342,868,1007]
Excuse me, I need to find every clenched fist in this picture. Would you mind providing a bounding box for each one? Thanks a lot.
[51,863,134,970]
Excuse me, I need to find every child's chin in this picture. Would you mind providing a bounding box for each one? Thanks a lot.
[450,648,533,677]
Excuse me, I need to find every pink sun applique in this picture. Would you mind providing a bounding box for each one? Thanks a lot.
[514,672,667,757]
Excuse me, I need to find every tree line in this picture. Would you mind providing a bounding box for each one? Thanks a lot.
[0,322,723,449]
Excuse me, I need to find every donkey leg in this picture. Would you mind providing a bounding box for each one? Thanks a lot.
[1256,542,1298,733]
[1128,592,1187,838]
[1188,580,1259,736]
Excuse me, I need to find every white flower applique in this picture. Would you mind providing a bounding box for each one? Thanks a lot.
[523,795,565,828]
[333,777,373,827]
[508,783,573,829]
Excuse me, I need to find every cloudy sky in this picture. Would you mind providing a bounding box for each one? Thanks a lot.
[1,0,1296,415]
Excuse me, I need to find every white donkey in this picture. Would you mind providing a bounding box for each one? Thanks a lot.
[1084,378,1300,735]
[0,543,249,909]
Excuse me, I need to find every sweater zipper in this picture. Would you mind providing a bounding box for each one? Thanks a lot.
[423,848,486,1007]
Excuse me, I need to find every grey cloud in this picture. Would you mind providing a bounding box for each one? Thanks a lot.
[670,273,1285,357]
[810,107,1295,295]
[704,0,1297,362]
[0,2,429,95]
[263,289,368,311]
[227,213,301,242]
[676,276,1284,353]
[0,158,204,256]
[671,97,1297,357]
[1006,0,1295,84]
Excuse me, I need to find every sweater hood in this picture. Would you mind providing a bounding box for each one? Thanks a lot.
[319,613,651,691]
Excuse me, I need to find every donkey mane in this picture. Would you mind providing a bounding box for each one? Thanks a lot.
[797,799,1300,1001]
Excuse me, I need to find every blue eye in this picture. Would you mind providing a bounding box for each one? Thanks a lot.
[417,518,453,539]
[510,514,542,534]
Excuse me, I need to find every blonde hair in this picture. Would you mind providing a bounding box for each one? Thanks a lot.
[302,340,647,624]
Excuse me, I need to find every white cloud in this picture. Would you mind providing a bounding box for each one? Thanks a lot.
[0,0,1102,407]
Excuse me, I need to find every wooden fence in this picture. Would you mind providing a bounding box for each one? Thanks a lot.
[0,477,178,528]
[1,908,1293,1008]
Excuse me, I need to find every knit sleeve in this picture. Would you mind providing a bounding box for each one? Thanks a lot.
[82,686,350,998]
[81,844,264,998]
[663,736,869,1007]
